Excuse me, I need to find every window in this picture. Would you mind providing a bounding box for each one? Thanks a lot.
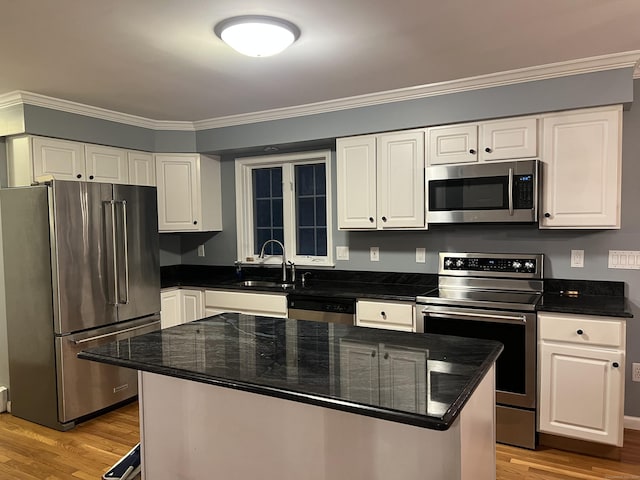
[235,150,333,266]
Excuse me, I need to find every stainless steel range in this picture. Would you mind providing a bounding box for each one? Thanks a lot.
[416,252,543,449]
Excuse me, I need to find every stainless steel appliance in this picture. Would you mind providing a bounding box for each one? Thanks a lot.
[0,180,161,430]
[427,159,539,224]
[287,295,355,325]
[416,252,543,449]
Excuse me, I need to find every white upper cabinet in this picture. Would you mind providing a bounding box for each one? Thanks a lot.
[336,135,377,229]
[128,151,156,186]
[7,135,156,187]
[155,153,222,232]
[85,144,129,183]
[427,116,538,165]
[540,106,622,229]
[32,136,86,181]
[337,130,425,230]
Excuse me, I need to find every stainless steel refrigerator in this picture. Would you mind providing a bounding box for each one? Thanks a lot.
[0,180,161,430]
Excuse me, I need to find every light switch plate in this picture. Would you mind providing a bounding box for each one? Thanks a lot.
[608,250,640,269]
[416,248,426,263]
[370,247,380,262]
[570,249,584,268]
[336,246,349,260]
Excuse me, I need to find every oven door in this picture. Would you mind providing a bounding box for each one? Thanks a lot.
[416,304,536,409]
[427,160,538,223]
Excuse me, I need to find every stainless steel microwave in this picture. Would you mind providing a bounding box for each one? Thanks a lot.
[427,159,539,224]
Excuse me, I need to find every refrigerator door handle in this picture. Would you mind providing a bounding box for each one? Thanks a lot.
[120,200,130,305]
[73,319,161,344]
[107,200,120,306]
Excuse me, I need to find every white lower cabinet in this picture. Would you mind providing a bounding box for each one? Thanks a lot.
[339,339,426,413]
[356,299,415,332]
[204,290,287,317]
[160,288,204,329]
[538,312,626,446]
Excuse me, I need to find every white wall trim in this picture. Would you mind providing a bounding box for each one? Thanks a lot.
[624,415,640,430]
[1,50,639,131]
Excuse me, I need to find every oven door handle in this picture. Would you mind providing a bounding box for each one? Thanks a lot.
[421,308,527,324]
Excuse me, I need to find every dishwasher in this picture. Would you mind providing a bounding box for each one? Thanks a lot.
[287,294,355,325]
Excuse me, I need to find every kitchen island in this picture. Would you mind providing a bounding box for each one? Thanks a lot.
[79,313,503,480]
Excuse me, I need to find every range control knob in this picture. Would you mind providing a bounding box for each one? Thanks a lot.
[455,259,464,268]
[524,261,535,270]
[444,259,453,267]
[512,261,522,269]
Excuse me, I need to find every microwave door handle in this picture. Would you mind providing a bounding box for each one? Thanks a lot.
[508,167,514,216]
[421,308,526,325]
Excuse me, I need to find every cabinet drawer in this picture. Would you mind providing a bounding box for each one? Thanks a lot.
[204,290,287,317]
[538,313,625,348]
[356,300,415,332]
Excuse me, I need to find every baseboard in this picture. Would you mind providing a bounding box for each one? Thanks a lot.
[624,415,640,430]
[0,386,7,413]
[538,433,622,460]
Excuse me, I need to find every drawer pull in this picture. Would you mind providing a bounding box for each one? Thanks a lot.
[577,329,584,335]
[380,311,386,318]
[371,350,376,358]
[612,362,619,368]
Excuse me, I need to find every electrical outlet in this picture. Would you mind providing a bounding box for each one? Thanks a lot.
[570,249,584,268]
[197,244,205,257]
[416,248,426,263]
[633,363,640,382]
[370,247,380,262]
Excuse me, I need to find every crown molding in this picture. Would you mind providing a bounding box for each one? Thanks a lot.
[0,91,195,131]
[2,51,639,132]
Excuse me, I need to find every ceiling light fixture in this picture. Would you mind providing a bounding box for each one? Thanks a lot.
[214,15,300,57]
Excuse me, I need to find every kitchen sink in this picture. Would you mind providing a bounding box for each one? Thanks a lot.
[235,280,295,289]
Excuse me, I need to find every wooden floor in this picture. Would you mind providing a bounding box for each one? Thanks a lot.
[0,402,638,479]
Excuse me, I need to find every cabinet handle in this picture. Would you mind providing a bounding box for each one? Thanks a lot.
[485,147,492,153]
[381,216,387,222]
[76,174,82,179]
[380,311,386,317]
[577,329,584,335]
[193,221,198,225]
[612,362,619,368]
[384,352,389,360]
[371,350,376,358]
[469,149,476,155]
[544,212,551,218]
[369,217,374,223]
[89,175,94,180]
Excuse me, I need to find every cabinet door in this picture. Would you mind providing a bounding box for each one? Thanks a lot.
[538,342,624,446]
[336,136,377,229]
[32,137,86,181]
[160,290,181,329]
[479,117,537,161]
[377,131,425,229]
[339,340,379,405]
[85,145,129,183]
[181,290,204,323]
[128,151,156,186]
[427,124,478,165]
[156,154,200,231]
[540,106,621,228]
[379,346,426,414]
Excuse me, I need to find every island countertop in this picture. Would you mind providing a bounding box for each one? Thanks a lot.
[79,313,502,431]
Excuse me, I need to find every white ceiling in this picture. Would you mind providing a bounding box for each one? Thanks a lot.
[2,0,640,122]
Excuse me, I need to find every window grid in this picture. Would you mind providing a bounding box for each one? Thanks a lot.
[295,164,327,256]
[253,167,284,255]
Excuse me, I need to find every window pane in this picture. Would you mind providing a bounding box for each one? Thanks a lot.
[316,228,327,256]
[253,167,284,255]
[315,198,326,225]
[314,164,326,195]
[296,165,315,196]
[298,228,315,256]
[298,197,315,226]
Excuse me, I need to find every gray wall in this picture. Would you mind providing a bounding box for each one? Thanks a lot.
[177,80,640,418]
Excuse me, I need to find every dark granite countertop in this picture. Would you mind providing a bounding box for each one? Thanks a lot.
[538,279,633,318]
[161,265,438,301]
[79,313,503,431]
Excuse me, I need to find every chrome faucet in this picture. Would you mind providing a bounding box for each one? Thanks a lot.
[259,239,287,282]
